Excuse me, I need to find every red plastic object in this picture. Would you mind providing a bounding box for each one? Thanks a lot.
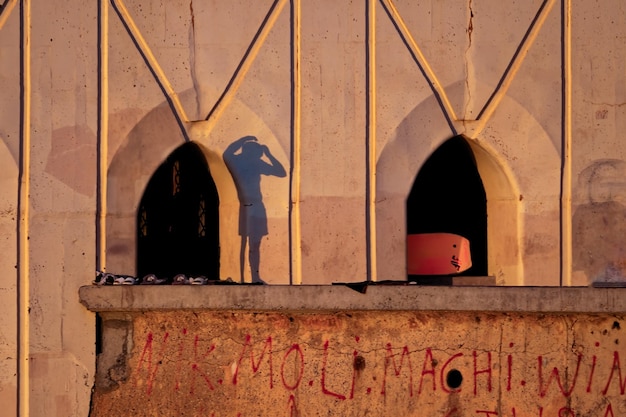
[407,233,472,275]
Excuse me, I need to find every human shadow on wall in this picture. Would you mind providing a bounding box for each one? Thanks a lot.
[224,136,286,284]
[573,159,626,285]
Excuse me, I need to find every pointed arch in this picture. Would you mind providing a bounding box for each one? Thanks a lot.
[136,142,220,279]
[105,96,239,279]
[406,136,487,277]
[375,87,522,284]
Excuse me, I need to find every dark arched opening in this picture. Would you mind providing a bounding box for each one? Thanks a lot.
[137,142,220,280]
[407,136,487,280]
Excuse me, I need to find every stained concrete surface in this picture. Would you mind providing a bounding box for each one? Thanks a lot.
[83,286,626,416]
[87,304,625,417]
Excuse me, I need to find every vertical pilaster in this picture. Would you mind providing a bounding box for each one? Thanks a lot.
[366,0,377,281]
[561,0,573,286]
[97,0,108,273]
[17,0,30,414]
[290,0,302,284]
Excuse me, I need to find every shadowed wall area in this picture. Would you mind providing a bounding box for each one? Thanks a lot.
[224,136,286,284]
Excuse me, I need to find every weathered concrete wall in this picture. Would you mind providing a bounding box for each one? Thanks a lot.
[81,286,626,416]
[1,0,626,415]
[0,0,97,415]
[0,2,21,412]
[91,309,625,417]
[94,0,626,287]
[101,0,568,287]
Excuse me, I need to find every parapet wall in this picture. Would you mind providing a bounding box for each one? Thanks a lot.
[81,286,626,417]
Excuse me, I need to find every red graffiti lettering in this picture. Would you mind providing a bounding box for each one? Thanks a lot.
[349,350,358,399]
[441,353,463,394]
[281,344,304,390]
[602,351,626,395]
[189,363,215,392]
[538,355,582,397]
[125,326,625,416]
[193,335,215,360]
[474,351,492,395]
[586,353,597,393]
[232,335,273,388]
[287,394,298,417]
[189,338,216,393]
[321,340,346,400]
[418,348,436,394]
[506,344,514,392]
[173,328,188,391]
[381,343,413,397]
[134,332,169,395]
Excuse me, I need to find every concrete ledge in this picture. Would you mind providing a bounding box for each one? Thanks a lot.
[79,285,626,313]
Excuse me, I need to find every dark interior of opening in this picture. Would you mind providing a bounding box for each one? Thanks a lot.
[137,142,220,281]
[406,136,487,280]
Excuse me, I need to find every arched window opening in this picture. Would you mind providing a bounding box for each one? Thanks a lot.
[137,142,220,281]
[407,136,488,281]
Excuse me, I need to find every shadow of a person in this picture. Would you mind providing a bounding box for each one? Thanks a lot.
[224,136,286,284]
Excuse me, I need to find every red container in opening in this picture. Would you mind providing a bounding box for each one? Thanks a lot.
[407,232,472,275]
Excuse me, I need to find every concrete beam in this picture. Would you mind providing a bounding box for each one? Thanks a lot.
[80,285,626,313]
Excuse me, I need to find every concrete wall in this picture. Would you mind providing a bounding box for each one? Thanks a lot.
[93,311,625,417]
[97,0,626,288]
[1,0,626,415]
[82,286,626,417]
[1,0,97,415]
